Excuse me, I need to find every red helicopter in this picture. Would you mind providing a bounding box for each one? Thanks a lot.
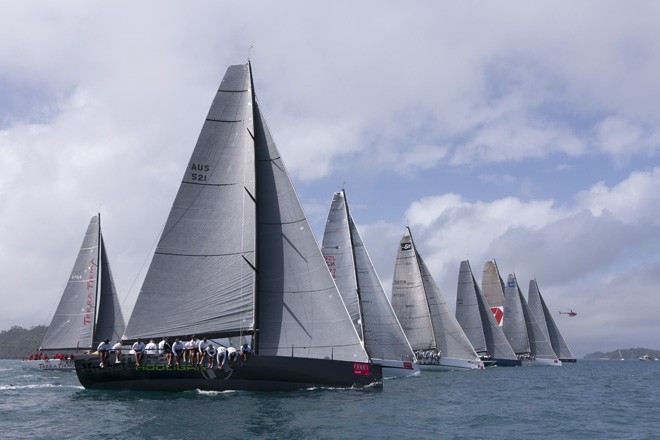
[559,309,577,317]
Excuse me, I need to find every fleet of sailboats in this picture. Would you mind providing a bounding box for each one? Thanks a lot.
[455,260,521,367]
[21,60,579,389]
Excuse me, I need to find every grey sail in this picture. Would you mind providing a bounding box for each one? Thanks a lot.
[321,191,415,364]
[419,256,480,362]
[41,215,124,351]
[528,279,575,362]
[456,260,518,363]
[455,260,487,354]
[481,259,505,326]
[502,273,530,356]
[124,63,366,363]
[391,230,436,351]
[93,235,126,346]
[519,282,558,362]
[253,104,367,362]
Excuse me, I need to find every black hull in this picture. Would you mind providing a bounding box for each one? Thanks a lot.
[75,354,382,392]
[492,358,523,367]
[560,358,577,363]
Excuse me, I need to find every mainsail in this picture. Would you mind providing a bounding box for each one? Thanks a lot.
[502,273,531,356]
[41,215,125,351]
[392,228,481,366]
[481,259,505,326]
[321,190,416,364]
[123,64,367,363]
[455,260,518,363]
[527,279,575,362]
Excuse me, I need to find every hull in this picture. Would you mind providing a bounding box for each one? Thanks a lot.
[373,359,420,378]
[560,358,577,363]
[490,357,522,367]
[418,357,485,371]
[523,358,562,367]
[75,354,382,391]
[21,359,75,371]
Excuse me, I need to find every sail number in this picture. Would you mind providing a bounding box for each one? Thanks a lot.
[191,163,210,182]
[324,255,336,278]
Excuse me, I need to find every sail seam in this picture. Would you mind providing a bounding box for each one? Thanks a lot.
[206,118,242,123]
[154,250,254,258]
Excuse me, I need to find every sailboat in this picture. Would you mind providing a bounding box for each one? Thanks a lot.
[502,273,561,366]
[74,63,382,391]
[22,214,125,370]
[481,260,505,326]
[455,260,521,367]
[391,228,484,370]
[527,279,576,363]
[321,190,419,378]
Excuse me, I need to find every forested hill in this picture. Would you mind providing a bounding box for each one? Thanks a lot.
[0,326,47,359]
[584,348,660,360]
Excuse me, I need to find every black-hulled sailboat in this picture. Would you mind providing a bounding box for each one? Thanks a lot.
[23,215,125,370]
[74,63,382,391]
[321,190,419,378]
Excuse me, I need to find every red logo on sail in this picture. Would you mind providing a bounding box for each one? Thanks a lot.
[491,306,504,326]
[353,362,371,376]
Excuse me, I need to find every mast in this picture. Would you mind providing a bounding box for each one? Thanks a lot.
[248,59,259,353]
[407,227,438,350]
[343,190,366,343]
[92,212,102,348]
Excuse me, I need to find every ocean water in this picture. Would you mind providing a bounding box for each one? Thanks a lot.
[0,359,658,440]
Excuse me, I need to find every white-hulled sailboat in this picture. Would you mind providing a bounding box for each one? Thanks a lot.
[502,273,561,366]
[321,190,419,378]
[23,214,125,370]
[74,63,382,391]
[391,228,484,371]
[527,279,576,363]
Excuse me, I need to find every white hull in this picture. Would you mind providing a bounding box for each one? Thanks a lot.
[373,359,421,378]
[21,359,75,370]
[522,357,562,367]
[419,357,484,371]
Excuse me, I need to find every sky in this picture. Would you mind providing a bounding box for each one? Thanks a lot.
[2,1,660,357]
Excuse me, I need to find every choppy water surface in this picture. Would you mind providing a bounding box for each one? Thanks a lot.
[0,360,658,439]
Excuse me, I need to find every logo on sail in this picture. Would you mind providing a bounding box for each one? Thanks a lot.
[401,242,412,251]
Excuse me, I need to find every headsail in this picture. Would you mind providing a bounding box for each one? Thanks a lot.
[322,191,415,363]
[528,279,575,362]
